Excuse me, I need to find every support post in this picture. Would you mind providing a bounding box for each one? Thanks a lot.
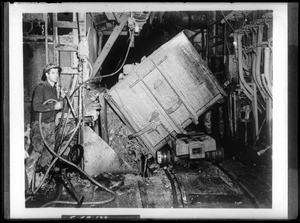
[212,11,217,55]
[44,13,48,64]
[201,29,205,59]
[266,98,272,146]
[52,13,60,99]
[251,83,259,141]
[233,91,237,138]
[99,93,109,143]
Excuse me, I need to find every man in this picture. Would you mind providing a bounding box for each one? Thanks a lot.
[25,63,65,193]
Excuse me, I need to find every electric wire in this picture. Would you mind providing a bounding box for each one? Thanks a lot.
[116,37,131,68]
[98,30,133,78]
[66,31,133,97]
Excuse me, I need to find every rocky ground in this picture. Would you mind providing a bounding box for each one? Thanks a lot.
[106,104,150,173]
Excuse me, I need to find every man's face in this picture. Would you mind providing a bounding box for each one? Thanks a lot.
[46,68,59,84]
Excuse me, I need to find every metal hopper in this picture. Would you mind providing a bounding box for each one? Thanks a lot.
[106,31,226,156]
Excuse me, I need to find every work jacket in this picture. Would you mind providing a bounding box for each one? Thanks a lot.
[31,81,60,123]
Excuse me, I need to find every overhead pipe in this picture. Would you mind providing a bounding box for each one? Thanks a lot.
[251,83,259,139]
[262,47,273,99]
[236,33,253,101]
[249,30,266,114]
[248,32,260,138]
[263,47,273,146]
[237,32,262,141]
[254,25,268,100]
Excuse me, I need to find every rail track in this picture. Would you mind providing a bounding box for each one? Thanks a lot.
[26,157,271,209]
[163,158,272,208]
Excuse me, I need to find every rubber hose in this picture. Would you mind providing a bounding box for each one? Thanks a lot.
[35,99,115,205]
[39,99,115,195]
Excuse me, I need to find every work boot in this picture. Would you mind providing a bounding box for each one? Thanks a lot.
[25,150,41,193]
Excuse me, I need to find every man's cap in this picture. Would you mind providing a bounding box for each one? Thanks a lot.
[43,63,62,74]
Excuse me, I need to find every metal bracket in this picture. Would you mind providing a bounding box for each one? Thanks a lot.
[128,121,160,140]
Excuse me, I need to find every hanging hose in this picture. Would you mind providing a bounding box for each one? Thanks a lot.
[236,34,253,101]
[99,30,133,78]
[30,98,81,196]
[262,47,273,100]
[261,74,273,100]
[33,94,78,196]
[55,98,72,154]
[29,99,116,206]
[254,25,268,100]
[68,35,132,98]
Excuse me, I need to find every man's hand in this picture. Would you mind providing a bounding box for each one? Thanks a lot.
[59,87,67,98]
[56,86,68,98]
[57,85,67,98]
[54,101,63,110]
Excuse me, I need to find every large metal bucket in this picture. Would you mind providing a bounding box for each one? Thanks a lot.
[106,31,226,156]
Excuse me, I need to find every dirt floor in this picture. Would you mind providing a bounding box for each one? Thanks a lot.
[26,153,272,209]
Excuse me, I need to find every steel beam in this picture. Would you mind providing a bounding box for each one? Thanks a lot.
[44,13,48,64]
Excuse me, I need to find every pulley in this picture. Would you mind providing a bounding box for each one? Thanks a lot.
[156,147,171,167]
[205,146,224,163]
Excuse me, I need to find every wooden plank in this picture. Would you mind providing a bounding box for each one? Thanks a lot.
[44,13,48,64]
[104,12,116,21]
[53,21,78,29]
[78,13,86,38]
[56,44,78,51]
[102,30,128,36]
[61,67,78,74]
[71,12,79,69]
[53,13,60,99]
[99,93,109,143]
